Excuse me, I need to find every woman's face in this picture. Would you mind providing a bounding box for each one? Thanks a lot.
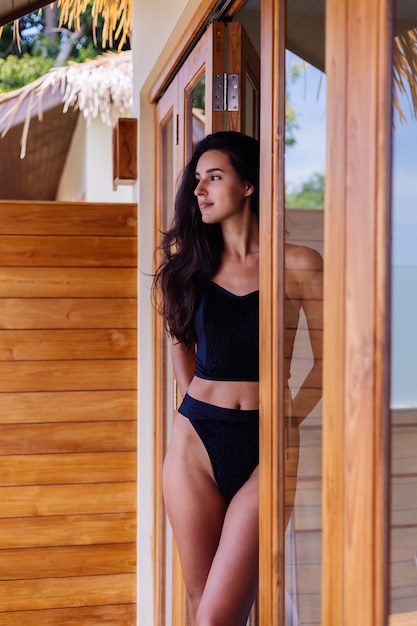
[194,150,254,225]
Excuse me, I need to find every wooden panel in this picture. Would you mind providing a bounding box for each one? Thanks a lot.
[0,268,136,297]
[0,421,136,454]
[0,574,136,612]
[0,513,136,548]
[11,545,134,581]
[0,452,136,485]
[323,2,391,626]
[0,543,135,579]
[0,202,137,235]
[0,390,136,423]
[259,0,286,624]
[0,605,136,626]
[0,360,136,392]
[0,483,136,517]
[0,329,136,360]
[0,298,136,329]
[113,118,138,186]
[0,201,137,622]
[0,235,137,266]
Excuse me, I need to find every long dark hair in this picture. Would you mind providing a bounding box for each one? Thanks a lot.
[153,131,260,348]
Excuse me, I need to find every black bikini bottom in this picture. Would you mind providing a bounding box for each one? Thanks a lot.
[178,393,259,502]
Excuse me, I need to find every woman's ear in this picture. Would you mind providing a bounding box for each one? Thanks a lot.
[244,183,255,197]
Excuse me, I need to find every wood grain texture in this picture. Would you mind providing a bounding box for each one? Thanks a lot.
[0,513,136,548]
[0,298,136,329]
[0,574,136,612]
[0,235,137,266]
[0,483,136,518]
[0,329,136,360]
[259,0,286,624]
[0,544,136,580]
[0,452,136,486]
[0,390,137,424]
[0,201,137,623]
[0,267,136,297]
[323,2,391,626]
[0,605,136,626]
[0,202,137,235]
[0,360,136,392]
[0,421,136,454]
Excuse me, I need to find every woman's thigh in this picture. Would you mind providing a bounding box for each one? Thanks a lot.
[196,467,259,625]
[163,414,228,604]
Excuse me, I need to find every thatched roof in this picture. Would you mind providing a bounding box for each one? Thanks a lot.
[57,0,131,49]
[0,1,131,49]
[0,49,132,158]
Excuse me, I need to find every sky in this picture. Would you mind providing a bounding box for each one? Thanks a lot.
[286,53,417,268]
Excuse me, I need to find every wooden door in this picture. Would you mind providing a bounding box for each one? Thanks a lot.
[259,0,391,624]
[154,20,260,625]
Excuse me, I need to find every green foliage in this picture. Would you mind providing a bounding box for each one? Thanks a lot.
[0,3,130,93]
[286,172,325,209]
[0,54,54,91]
[285,60,306,147]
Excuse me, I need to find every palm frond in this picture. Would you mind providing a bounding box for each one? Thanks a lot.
[57,0,131,48]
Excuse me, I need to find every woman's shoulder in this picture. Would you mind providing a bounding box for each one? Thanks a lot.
[284,243,323,272]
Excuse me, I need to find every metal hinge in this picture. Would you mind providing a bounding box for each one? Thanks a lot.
[213,73,239,111]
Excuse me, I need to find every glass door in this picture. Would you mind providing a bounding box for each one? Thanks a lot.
[389,2,417,624]
[284,3,325,624]
[154,18,260,625]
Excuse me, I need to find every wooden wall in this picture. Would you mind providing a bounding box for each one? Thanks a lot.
[0,201,137,625]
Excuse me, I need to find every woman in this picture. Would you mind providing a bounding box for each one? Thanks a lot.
[153,131,322,625]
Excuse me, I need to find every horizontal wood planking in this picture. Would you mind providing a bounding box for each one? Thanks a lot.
[0,235,137,266]
[0,267,136,297]
[0,543,136,580]
[0,390,136,424]
[0,202,137,236]
[0,604,136,626]
[0,329,137,360]
[1,483,136,518]
[0,421,137,454]
[0,298,137,329]
[0,360,136,392]
[0,513,136,548]
[0,452,136,486]
[0,573,136,612]
[0,201,138,621]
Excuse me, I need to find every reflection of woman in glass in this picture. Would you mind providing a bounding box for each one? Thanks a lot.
[153,131,322,625]
[284,240,323,526]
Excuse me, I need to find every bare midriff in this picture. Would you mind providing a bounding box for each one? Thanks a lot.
[187,376,259,411]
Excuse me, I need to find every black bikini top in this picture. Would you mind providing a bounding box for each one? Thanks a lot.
[194,282,259,382]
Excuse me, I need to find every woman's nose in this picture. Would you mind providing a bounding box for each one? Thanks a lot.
[194,180,206,196]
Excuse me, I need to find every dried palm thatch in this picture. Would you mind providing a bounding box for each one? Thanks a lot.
[1,0,131,50]
[393,28,417,124]
[0,50,132,158]
[57,0,132,49]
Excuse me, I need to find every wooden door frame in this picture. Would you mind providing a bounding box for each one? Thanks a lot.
[322,1,392,625]
[153,0,392,623]
[258,0,286,623]
[259,0,392,624]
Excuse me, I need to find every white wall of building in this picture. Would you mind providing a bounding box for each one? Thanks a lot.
[55,116,86,201]
[132,0,202,623]
[56,115,133,203]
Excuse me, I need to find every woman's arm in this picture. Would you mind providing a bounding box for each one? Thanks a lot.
[287,246,323,422]
[171,340,196,398]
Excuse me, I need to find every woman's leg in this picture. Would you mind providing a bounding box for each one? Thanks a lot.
[196,467,259,626]
[163,414,228,623]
